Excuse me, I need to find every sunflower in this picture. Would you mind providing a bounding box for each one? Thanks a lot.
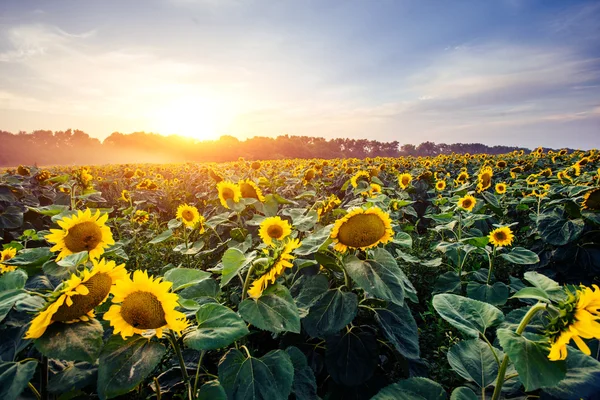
[350,171,370,188]
[457,195,476,212]
[330,207,393,253]
[582,188,600,211]
[25,259,127,339]
[46,209,115,261]
[303,168,317,185]
[239,179,266,202]
[488,226,514,247]
[476,166,493,192]
[120,190,131,202]
[495,182,507,194]
[216,181,242,209]
[104,270,188,339]
[435,180,446,191]
[398,173,412,189]
[132,210,150,225]
[176,204,201,228]
[247,239,301,299]
[259,216,292,246]
[547,285,600,361]
[0,248,18,274]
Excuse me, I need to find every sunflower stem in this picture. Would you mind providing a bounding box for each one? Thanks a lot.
[241,263,256,301]
[169,333,192,400]
[486,247,496,285]
[193,350,206,398]
[491,302,546,400]
[27,382,41,400]
[153,377,162,400]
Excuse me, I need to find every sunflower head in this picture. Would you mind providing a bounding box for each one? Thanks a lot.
[458,195,476,212]
[350,171,370,188]
[247,239,301,299]
[398,173,412,189]
[477,167,493,192]
[259,216,292,246]
[104,270,188,339]
[488,226,514,247]
[120,190,131,202]
[435,180,446,191]
[582,188,600,211]
[495,182,507,194]
[239,179,266,202]
[217,181,242,209]
[176,204,201,228]
[46,209,115,261]
[25,258,127,339]
[0,247,18,274]
[330,207,393,253]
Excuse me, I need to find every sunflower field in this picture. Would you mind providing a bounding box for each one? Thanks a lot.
[1,148,600,400]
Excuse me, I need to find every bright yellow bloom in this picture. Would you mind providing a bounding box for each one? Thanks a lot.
[176,204,201,228]
[435,180,446,191]
[330,207,393,253]
[582,188,600,211]
[0,248,18,274]
[476,166,493,193]
[259,216,292,246]
[104,270,188,339]
[398,173,412,189]
[350,170,370,188]
[46,209,115,261]
[217,181,242,209]
[25,259,127,339]
[247,239,301,299]
[457,195,476,212]
[495,182,507,194]
[488,226,514,247]
[239,179,266,202]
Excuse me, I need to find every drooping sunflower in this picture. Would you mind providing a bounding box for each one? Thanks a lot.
[0,247,18,274]
[176,204,201,228]
[582,188,600,211]
[217,181,242,209]
[495,182,507,194]
[476,166,493,192]
[547,285,600,361]
[25,259,127,339]
[398,173,412,189]
[259,216,292,246]
[239,179,266,202]
[120,189,131,202]
[46,209,115,261]
[104,270,188,339]
[247,239,301,299]
[350,170,371,188]
[488,226,514,247]
[303,168,317,185]
[457,195,476,212]
[330,207,393,253]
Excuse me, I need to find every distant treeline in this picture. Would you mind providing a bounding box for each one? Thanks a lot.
[0,129,536,166]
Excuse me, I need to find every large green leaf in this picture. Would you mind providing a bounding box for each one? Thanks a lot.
[496,329,566,391]
[285,347,318,400]
[35,319,104,362]
[302,288,357,338]
[184,303,249,350]
[295,225,332,256]
[522,271,566,302]
[0,270,27,291]
[537,211,584,246]
[0,289,28,323]
[0,360,38,400]
[290,274,329,315]
[325,330,377,386]
[48,362,97,394]
[2,247,52,271]
[197,380,227,400]
[447,339,501,388]
[220,248,254,288]
[148,229,173,244]
[344,252,405,305]
[163,267,211,292]
[499,247,539,265]
[97,335,166,400]
[0,206,23,230]
[218,349,294,400]
[542,346,600,399]
[372,377,447,400]
[373,302,420,359]
[238,284,300,334]
[432,294,504,338]
[433,271,461,294]
[450,387,478,400]
[466,282,508,306]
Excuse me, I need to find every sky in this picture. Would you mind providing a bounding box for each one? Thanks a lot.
[0,0,599,149]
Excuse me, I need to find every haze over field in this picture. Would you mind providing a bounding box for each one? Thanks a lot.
[1,0,599,149]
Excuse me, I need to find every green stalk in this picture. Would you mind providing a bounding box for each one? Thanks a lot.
[193,350,207,398]
[487,247,497,285]
[241,263,257,301]
[491,302,547,400]
[169,333,192,400]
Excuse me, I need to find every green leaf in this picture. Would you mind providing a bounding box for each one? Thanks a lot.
[220,248,254,288]
[450,387,478,400]
[372,377,447,400]
[499,247,539,265]
[537,211,584,246]
[35,319,103,362]
[285,347,318,400]
[179,278,219,300]
[238,284,300,334]
[28,205,70,216]
[497,329,566,391]
[302,288,357,338]
[184,303,249,351]
[344,253,405,305]
[218,349,294,400]
[57,251,88,268]
[0,360,38,400]
[373,302,420,360]
[3,247,52,269]
[48,362,97,394]
[393,231,413,248]
[542,346,600,399]
[466,282,508,306]
[148,229,173,244]
[481,191,500,209]
[295,225,332,256]
[0,270,27,291]
[0,206,23,230]
[433,271,461,294]
[97,335,166,400]
[432,294,504,338]
[326,330,377,386]
[0,290,28,323]
[522,271,566,302]
[511,287,552,302]
[197,380,227,400]
[163,267,211,292]
[447,339,501,388]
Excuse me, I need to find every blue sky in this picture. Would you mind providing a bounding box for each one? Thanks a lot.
[0,0,599,149]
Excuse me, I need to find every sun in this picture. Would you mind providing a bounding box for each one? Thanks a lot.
[151,96,225,141]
